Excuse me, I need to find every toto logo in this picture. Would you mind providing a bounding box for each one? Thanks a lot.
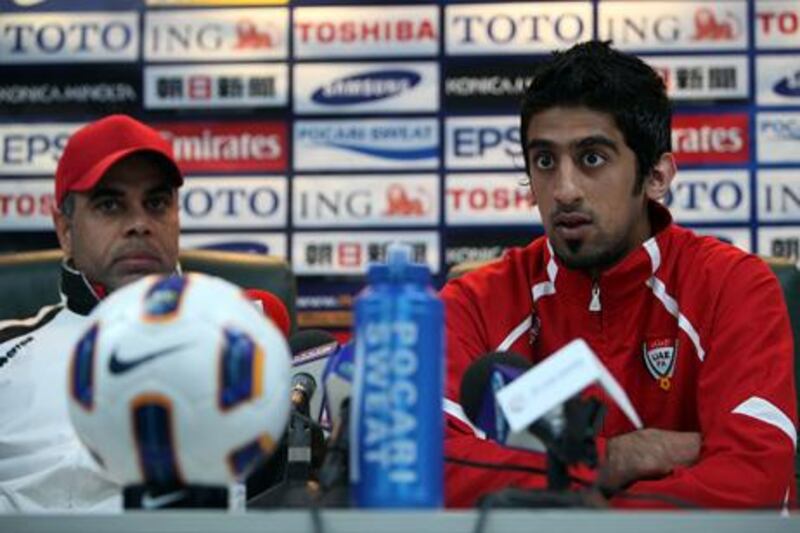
[311,70,420,105]
[3,21,133,54]
[181,186,280,218]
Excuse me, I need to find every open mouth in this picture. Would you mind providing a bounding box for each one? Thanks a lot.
[553,213,592,239]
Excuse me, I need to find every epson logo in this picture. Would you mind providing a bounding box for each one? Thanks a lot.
[451,125,521,158]
[181,186,280,218]
[0,13,138,63]
[760,119,800,140]
[0,128,72,172]
[311,70,420,105]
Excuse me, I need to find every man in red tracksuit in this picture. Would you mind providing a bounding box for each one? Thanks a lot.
[441,41,797,509]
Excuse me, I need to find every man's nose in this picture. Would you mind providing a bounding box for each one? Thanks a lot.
[124,205,152,236]
[552,159,583,207]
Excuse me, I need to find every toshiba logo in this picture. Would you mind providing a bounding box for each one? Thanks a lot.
[296,19,436,44]
[671,114,748,165]
[448,187,532,212]
[293,6,438,58]
[158,121,287,173]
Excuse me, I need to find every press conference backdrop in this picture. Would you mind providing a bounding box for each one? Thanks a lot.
[0,0,798,333]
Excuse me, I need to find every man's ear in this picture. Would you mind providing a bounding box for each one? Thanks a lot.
[644,152,677,201]
[52,208,72,258]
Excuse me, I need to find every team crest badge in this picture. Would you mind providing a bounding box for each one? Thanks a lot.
[643,337,678,391]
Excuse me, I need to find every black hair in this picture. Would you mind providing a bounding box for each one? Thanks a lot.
[520,41,671,192]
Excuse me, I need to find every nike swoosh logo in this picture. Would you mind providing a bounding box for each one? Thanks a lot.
[141,489,186,509]
[108,344,188,375]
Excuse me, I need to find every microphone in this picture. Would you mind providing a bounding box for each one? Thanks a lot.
[288,329,341,425]
[245,289,291,338]
[247,331,339,508]
[291,372,316,416]
[318,341,355,493]
[321,340,354,428]
[459,349,606,491]
[459,352,549,453]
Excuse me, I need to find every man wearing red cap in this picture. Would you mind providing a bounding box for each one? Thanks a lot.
[0,115,183,512]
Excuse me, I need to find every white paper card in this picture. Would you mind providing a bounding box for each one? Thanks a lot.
[496,338,642,432]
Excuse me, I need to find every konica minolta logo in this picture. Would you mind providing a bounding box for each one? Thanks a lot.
[311,70,420,105]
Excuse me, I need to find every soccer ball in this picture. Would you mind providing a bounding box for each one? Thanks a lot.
[67,272,292,487]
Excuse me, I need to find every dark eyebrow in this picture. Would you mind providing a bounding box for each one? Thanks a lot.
[88,186,123,200]
[575,135,619,153]
[145,184,175,196]
[89,184,174,200]
[525,135,620,153]
[525,139,555,151]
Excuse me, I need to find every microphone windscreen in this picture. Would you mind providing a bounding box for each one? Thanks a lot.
[245,289,291,338]
[459,352,531,426]
[321,341,355,428]
[288,329,338,359]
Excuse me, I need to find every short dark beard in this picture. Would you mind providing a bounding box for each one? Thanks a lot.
[553,235,636,273]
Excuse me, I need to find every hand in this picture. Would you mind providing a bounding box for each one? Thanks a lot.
[599,429,701,492]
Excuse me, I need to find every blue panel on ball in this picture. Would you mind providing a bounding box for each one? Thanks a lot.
[219,327,257,410]
[143,275,188,321]
[132,397,181,486]
[228,437,266,478]
[71,322,98,410]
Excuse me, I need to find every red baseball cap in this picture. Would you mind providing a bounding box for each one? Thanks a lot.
[55,114,183,206]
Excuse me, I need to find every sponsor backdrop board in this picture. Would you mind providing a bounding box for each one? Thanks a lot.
[0,0,798,332]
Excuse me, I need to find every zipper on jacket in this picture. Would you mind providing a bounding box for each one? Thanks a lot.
[589,281,601,312]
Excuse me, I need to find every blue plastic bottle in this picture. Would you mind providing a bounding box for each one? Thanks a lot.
[350,244,444,508]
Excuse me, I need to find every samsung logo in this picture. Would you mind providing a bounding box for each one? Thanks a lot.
[311,70,420,105]
[774,73,800,97]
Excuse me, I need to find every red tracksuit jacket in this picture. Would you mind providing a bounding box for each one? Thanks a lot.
[441,202,797,509]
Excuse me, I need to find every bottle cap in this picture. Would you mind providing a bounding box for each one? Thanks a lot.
[366,242,430,284]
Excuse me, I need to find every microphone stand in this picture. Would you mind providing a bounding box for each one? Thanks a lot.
[248,390,324,508]
[316,398,351,507]
[478,397,606,508]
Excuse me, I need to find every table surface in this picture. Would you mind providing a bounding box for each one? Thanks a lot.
[2,510,799,533]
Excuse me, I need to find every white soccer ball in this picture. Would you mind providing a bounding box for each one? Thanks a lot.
[67,272,292,487]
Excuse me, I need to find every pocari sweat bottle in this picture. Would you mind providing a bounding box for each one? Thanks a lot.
[350,243,444,508]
